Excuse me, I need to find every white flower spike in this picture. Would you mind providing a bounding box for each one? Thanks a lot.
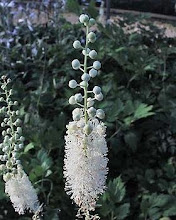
[64,15,108,219]
[0,76,41,218]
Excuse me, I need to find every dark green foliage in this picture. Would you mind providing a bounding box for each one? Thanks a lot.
[0,11,176,220]
[98,177,130,219]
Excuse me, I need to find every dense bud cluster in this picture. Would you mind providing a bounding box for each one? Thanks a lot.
[0,76,23,178]
[64,14,108,220]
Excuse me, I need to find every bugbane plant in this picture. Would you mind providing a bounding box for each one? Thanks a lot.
[0,76,41,219]
[64,14,108,219]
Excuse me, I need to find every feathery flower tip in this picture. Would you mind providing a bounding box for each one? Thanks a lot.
[5,172,40,215]
[64,118,108,212]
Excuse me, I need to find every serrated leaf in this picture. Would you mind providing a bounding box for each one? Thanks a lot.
[134,103,154,120]
[114,203,130,220]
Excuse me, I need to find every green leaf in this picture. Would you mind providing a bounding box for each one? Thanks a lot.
[134,103,155,120]
[24,143,35,153]
[114,203,130,220]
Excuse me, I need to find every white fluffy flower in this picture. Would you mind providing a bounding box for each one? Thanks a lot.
[64,118,108,214]
[5,171,40,215]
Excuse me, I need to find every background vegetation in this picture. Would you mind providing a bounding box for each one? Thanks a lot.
[0,2,176,220]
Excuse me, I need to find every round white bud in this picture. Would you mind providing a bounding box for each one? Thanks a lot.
[80,81,88,88]
[81,73,90,82]
[3,173,11,182]
[0,164,5,171]
[73,40,81,49]
[72,59,80,70]
[68,123,77,132]
[17,127,22,134]
[93,61,101,70]
[73,113,81,121]
[6,128,11,134]
[87,98,94,107]
[89,18,96,26]
[79,14,89,23]
[75,93,83,102]
[4,146,9,152]
[96,109,105,119]
[72,108,81,121]
[83,124,93,135]
[93,86,101,95]
[82,48,91,56]
[72,108,80,114]
[97,124,106,135]
[89,50,97,59]
[95,92,104,101]
[69,96,76,105]
[69,80,78,89]
[89,68,98,78]
[14,101,18,106]
[87,107,96,117]
[87,32,96,43]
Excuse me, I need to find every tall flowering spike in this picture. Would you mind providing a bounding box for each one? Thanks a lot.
[64,14,108,219]
[0,76,41,217]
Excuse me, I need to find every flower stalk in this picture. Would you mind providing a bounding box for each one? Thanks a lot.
[0,75,41,218]
[64,14,108,219]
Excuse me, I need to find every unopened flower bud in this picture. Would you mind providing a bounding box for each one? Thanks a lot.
[87,32,96,43]
[3,173,11,182]
[80,81,88,88]
[16,110,20,115]
[69,96,76,105]
[87,107,96,117]
[95,93,103,101]
[97,124,106,135]
[1,122,5,127]
[93,61,101,70]
[89,69,98,78]
[2,130,6,136]
[83,124,93,135]
[72,59,80,70]
[79,14,89,24]
[14,101,18,106]
[75,93,83,103]
[0,164,6,171]
[19,144,24,149]
[73,40,81,49]
[87,98,94,107]
[93,86,101,95]
[69,80,78,89]
[68,123,77,132]
[6,128,11,134]
[96,109,105,119]
[6,161,12,168]
[72,108,81,121]
[82,48,91,56]
[81,73,90,82]
[89,18,96,26]
[17,127,22,134]
[73,114,81,121]
[89,50,97,59]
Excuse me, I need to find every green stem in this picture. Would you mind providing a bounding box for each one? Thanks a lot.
[83,25,89,125]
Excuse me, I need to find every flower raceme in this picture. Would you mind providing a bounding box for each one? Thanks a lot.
[64,14,108,219]
[0,76,41,218]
